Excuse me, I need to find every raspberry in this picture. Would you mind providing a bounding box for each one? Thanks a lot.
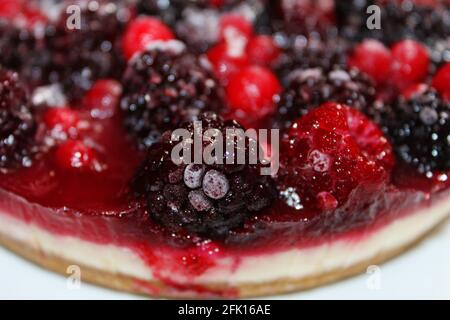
[122,16,175,60]
[133,112,276,238]
[274,66,376,129]
[279,103,393,210]
[219,14,253,42]
[207,42,249,84]
[226,66,281,127]
[43,107,79,133]
[349,39,392,84]
[432,62,450,100]
[0,68,37,169]
[120,47,225,148]
[82,79,122,119]
[246,35,281,66]
[386,89,450,176]
[54,140,96,171]
[390,39,429,90]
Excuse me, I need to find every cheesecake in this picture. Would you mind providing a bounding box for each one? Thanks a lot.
[0,0,449,298]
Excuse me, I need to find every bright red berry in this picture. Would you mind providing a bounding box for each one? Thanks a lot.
[432,62,450,101]
[219,14,253,43]
[226,66,281,125]
[122,17,174,60]
[207,42,249,84]
[0,0,21,20]
[55,140,96,171]
[349,39,392,83]
[390,39,429,90]
[402,83,429,100]
[246,35,281,66]
[44,107,78,133]
[280,103,393,210]
[83,79,122,119]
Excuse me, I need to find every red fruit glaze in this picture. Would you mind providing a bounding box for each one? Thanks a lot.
[83,79,122,119]
[349,39,392,83]
[219,14,253,43]
[280,103,393,209]
[246,35,281,66]
[43,107,78,133]
[390,39,429,90]
[207,42,249,84]
[432,62,450,101]
[122,17,174,60]
[55,140,96,171]
[226,66,281,125]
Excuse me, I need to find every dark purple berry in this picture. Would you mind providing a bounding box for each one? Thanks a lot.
[0,68,37,169]
[132,112,277,238]
[273,66,377,129]
[386,89,450,176]
[120,47,225,148]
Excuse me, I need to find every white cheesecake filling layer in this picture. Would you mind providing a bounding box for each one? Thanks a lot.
[0,195,450,286]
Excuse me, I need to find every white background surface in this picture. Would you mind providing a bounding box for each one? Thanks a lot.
[0,220,449,300]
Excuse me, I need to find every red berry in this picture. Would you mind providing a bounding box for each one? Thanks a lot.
[83,79,122,119]
[219,14,253,43]
[207,42,249,84]
[0,0,21,19]
[432,62,450,101]
[246,35,281,66]
[122,17,174,60]
[226,66,281,124]
[55,140,95,171]
[349,39,391,83]
[280,103,393,209]
[402,83,429,100]
[390,39,429,90]
[44,107,78,133]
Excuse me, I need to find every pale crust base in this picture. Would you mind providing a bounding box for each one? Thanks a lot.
[0,218,447,298]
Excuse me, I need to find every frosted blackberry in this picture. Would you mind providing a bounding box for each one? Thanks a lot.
[133,113,277,238]
[336,0,450,45]
[275,35,349,82]
[0,69,37,169]
[387,89,450,175]
[274,66,376,129]
[120,47,225,148]
[43,0,130,102]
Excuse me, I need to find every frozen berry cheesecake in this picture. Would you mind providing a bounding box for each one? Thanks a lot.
[0,0,449,298]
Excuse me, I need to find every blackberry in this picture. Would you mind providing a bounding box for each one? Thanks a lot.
[336,0,450,45]
[133,112,277,238]
[42,0,131,102]
[120,47,225,148]
[386,89,450,175]
[275,34,349,82]
[0,69,37,169]
[274,66,376,129]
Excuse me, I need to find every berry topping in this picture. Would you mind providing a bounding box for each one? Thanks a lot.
[122,16,175,60]
[279,103,393,210]
[83,79,122,119]
[43,107,78,133]
[133,112,276,238]
[121,47,225,148]
[386,89,450,176]
[390,39,430,90]
[207,42,249,84]
[219,14,253,42]
[274,66,376,129]
[226,66,281,127]
[349,39,392,84]
[246,35,281,66]
[432,62,450,100]
[0,68,36,169]
[55,140,96,171]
